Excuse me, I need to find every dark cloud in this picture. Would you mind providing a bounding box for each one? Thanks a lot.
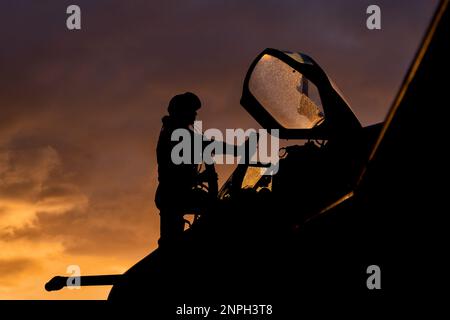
[0,147,60,201]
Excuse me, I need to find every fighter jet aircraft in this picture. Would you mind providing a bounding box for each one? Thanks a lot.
[46,0,448,311]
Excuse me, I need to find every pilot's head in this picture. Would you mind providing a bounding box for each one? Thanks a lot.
[167,92,201,126]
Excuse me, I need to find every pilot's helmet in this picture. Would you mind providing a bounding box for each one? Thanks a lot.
[168,92,201,116]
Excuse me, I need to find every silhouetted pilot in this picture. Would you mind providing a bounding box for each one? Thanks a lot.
[155,92,256,247]
[155,92,215,247]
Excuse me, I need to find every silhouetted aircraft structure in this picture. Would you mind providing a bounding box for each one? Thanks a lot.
[46,0,448,309]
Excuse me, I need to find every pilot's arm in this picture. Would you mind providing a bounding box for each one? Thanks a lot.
[195,131,258,163]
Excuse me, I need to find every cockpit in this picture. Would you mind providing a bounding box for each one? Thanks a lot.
[219,48,363,214]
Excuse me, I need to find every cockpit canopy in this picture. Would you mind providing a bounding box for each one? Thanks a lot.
[241,48,361,139]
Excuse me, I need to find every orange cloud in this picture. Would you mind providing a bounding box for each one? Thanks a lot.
[0,145,155,299]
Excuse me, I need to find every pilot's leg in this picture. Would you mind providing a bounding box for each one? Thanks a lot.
[158,210,185,247]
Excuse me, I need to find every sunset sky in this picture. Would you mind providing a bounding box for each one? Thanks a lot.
[0,0,438,299]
